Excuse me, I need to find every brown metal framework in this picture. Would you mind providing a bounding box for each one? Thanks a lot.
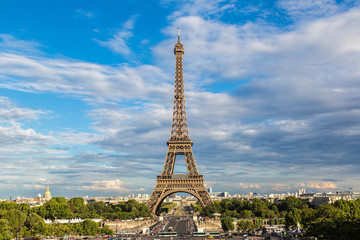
[146,30,213,215]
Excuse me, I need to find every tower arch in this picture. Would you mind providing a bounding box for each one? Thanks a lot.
[153,189,205,214]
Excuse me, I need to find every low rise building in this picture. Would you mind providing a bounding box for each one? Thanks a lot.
[12,186,52,207]
[310,191,360,207]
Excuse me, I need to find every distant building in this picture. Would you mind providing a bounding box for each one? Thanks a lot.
[311,196,331,207]
[209,191,231,198]
[168,193,177,198]
[44,186,52,201]
[310,191,360,207]
[298,188,307,196]
[12,187,54,206]
[218,192,230,197]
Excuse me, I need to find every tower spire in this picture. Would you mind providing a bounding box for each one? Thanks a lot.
[178,27,180,43]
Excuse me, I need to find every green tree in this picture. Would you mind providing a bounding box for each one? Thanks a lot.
[17,204,31,215]
[203,204,217,217]
[124,200,138,212]
[88,201,106,217]
[101,224,114,235]
[43,197,73,220]
[1,209,27,238]
[300,207,315,230]
[347,200,360,218]
[137,203,150,217]
[221,216,234,232]
[0,202,18,211]
[251,198,266,212]
[34,205,47,219]
[248,221,260,234]
[220,199,232,211]
[263,209,276,218]
[68,197,87,218]
[237,220,250,233]
[285,208,301,229]
[239,210,252,218]
[73,223,83,235]
[52,223,72,237]
[24,213,46,237]
[279,196,303,212]
[82,219,100,236]
[191,203,203,213]
[159,202,176,214]
[333,199,350,212]
[0,219,11,240]
[304,204,359,240]
[270,204,279,214]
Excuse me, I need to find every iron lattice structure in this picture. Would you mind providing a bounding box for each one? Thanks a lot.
[146,31,213,215]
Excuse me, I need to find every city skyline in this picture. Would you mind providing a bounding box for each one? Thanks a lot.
[1,0,360,198]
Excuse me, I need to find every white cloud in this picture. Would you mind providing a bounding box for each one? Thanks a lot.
[57,131,104,145]
[95,15,138,56]
[272,184,291,192]
[82,179,136,192]
[296,181,337,189]
[0,123,52,146]
[0,34,41,54]
[238,182,261,189]
[0,52,171,103]
[75,9,95,19]
[158,7,360,91]
[0,96,50,122]
[23,184,45,190]
[96,33,132,55]
[0,115,55,157]
[277,0,341,19]
[37,178,47,183]
[0,97,55,155]
[164,0,235,19]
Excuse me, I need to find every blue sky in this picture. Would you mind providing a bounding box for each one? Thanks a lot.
[1,0,360,198]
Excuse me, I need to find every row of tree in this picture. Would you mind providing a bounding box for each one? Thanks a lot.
[33,197,151,220]
[221,217,284,234]
[159,202,177,214]
[291,199,360,240]
[193,197,302,219]
[2,196,360,239]
[0,197,151,238]
[195,197,360,240]
[0,209,113,240]
[1,197,151,221]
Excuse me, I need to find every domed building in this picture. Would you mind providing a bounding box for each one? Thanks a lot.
[43,186,52,201]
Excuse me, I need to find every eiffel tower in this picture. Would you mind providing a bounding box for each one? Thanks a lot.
[146,29,213,215]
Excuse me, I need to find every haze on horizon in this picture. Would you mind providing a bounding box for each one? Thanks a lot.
[0,0,359,198]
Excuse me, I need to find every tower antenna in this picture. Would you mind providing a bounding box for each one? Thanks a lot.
[178,27,180,42]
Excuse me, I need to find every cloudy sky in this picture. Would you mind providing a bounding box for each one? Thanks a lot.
[0,0,359,198]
